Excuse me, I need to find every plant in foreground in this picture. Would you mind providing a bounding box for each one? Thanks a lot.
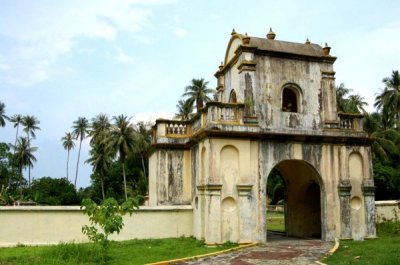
[81,197,139,263]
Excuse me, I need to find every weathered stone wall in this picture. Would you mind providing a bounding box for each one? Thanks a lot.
[0,206,193,247]
[148,149,191,206]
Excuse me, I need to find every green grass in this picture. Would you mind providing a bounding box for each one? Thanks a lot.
[324,221,400,265]
[267,211,285,232]
[0,237,237,265]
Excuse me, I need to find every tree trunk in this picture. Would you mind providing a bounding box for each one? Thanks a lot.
[19,166,23,199]
[101,179,105,200]
[66,150,70,181]
[27,134,31,188]
[74,139,82,188]
[122,163,127,201]
[141,155,147,180]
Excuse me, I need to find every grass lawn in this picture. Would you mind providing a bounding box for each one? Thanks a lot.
[324,221,400,265]
[267,211,285,232]
[0,237,237,265]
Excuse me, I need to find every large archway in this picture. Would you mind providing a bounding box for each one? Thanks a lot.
[266,160,324,239]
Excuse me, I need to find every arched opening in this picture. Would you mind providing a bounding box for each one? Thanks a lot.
[229,90,237,103]
[282,87,298,112]
[266,160,323,239]
[266,168,286,234]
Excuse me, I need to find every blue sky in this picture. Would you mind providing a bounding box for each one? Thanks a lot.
[1,0,400,188]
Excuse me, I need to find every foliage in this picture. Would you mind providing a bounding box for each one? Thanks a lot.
[72,116,90,188]
[30,177,80,205]
[182,78,214,111]
[81,197,139,262]
[175,98,194,120]
[61,132,75,181]
[267,168,285,205]
[374,70,400,126]
[336,83,368,113]
[0,101,8,127]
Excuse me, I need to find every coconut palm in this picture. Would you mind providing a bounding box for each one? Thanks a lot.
[85,135,112,200]
[90,114,111,145]
[336,83,352,112]
[107,114,136,200]
[175,99,194,120]
[374,70,400,124]
[72,117,89,188]
[182,78,214,111]
[133,121,151,180]
[61,132,75,181]
[21,115,40,187]
[347,94,368,113]
[0,101,8,127]
[9,114,23,146]
[11,137,37,197]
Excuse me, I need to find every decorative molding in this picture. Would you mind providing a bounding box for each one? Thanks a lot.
[338,179,352,196]
[237,60,256,73]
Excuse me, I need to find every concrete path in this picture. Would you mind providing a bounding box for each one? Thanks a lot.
[179,233,333,265]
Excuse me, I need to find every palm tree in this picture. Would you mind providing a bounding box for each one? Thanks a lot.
[0,101,8,127]
[374,70,400,124]
[90,114,111,145]
[133,121,151,180]
[107,114,136,200]
[11,137,37,197]
[347,94,368,113]
[175,99,194,120]
[9,114,23,146]
[72,117,89,188]
[61,132,75,181]
[85,135,112,200]
[22,115,40,187]
[336,83,352,112]
[182,78,214,111]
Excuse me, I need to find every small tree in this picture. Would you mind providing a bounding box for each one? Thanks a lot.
[81,197,139,262]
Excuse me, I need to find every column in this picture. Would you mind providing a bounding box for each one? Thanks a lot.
[237,184,253,243]
[362,179,376,238]
[204,184,222,244]
[338,179,352,239]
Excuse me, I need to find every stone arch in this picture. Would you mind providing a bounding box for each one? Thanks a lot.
[281,83,303,113]
[266,159,325,239]
[229,89,238,103]
[220,145,240,196]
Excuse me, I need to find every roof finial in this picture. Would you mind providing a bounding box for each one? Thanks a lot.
[231,28,236,35]
[322,42,331,56]
[267,27,276,40]
[242,32,250,45]
[219,61,224,71]
[305,38,311,44]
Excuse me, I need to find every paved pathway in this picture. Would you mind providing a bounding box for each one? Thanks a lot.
[179,233,333,265]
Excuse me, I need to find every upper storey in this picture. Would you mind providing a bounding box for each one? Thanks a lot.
[215,29,339,133]
[151,29,367,148]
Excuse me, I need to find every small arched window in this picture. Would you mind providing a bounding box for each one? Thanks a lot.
[229,90,237,103]
[282,87,298,112]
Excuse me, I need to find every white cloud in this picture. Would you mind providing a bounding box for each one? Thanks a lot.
[115,47,135,63]
[174,28,187,37]
[0,1,174,86]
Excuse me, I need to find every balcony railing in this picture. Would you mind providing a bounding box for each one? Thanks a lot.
[338,112,364,132]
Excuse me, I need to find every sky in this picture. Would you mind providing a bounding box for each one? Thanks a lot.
[1,0,400,188]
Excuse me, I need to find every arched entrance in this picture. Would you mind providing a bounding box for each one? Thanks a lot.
[266,160,324,239]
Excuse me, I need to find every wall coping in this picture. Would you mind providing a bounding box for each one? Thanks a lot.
[0,205,193,212]
[375,200,399,206]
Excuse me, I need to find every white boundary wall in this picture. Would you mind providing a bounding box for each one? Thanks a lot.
[0,205,193,247]
[375,200,400,223]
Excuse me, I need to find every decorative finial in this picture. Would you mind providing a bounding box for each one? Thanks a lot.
[322,42,331,56]
[305,38,311,44]
[242,32,250,45]
[267,27,276,40]
[231,28,236,35]
[219,61,224,71]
